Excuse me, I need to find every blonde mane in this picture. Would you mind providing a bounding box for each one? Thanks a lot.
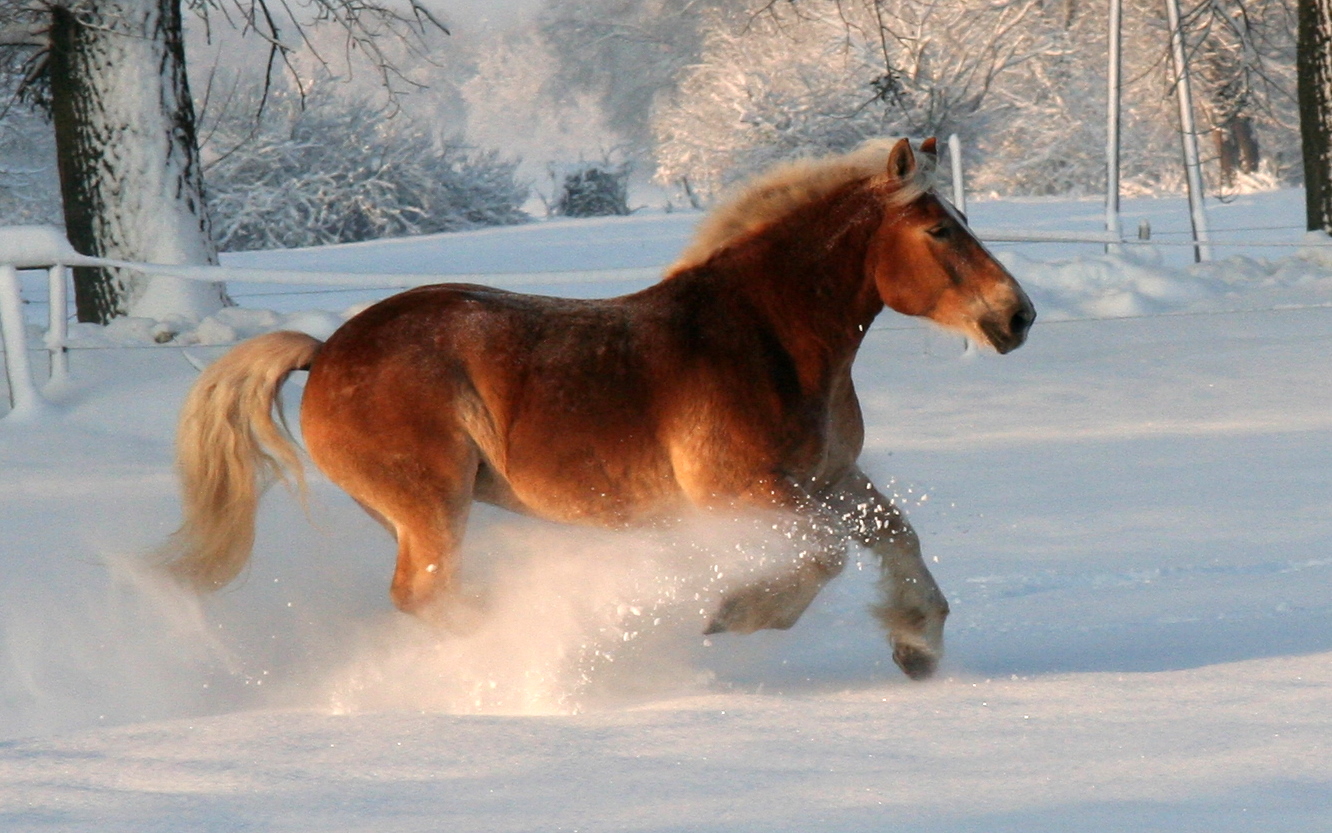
[669,140,936,274]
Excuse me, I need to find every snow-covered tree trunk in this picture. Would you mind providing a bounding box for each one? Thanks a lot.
[48,0,227,324]
[1299,0,1332,232]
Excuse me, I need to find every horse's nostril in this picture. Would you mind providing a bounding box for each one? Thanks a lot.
[1011,306,1034,335]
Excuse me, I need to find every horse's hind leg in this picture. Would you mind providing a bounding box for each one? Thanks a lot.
[307,419,481,626]
[704,539,847,634]
[704,482,848,635]
[823,468,948,680]
[385,490,474,622]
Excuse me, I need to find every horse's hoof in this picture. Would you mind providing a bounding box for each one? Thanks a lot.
[892,642,939,680]
[705,585,806,635]
[704,596,742,635]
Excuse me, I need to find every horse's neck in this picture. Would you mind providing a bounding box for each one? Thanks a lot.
[722,187,885,377]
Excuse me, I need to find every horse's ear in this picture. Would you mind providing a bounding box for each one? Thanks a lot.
[886,138,916,181]
[920,137,938,157]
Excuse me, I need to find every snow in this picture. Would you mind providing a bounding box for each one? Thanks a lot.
[0,226,79,269]
[2,190,1331,831]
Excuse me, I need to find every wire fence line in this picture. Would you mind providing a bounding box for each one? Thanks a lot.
[6,297,1332,416]
[5,296,1331,354]
[4,222,1332,413]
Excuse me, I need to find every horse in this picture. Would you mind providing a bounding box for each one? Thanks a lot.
[160,138,1034,681]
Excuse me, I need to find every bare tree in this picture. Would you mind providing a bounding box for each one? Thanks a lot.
[0,0,447,324]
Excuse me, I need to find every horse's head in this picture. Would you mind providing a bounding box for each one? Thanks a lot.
[868,138,1035,353]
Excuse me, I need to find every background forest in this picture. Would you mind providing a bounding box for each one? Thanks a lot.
[0,0,1304,247]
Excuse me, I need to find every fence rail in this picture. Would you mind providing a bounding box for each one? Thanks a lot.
[4,223,1331,417]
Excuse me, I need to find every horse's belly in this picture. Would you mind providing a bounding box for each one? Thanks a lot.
[492,434,685,528]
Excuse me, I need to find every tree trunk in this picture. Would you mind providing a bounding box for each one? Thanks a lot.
[48,0,227,324]
[1213,116,1260,188]
[1299,0,1332,233]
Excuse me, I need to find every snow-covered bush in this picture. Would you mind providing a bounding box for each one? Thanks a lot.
[554,162,632,217]
[204,83,529,252]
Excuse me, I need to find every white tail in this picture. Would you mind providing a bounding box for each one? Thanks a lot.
[159,330,323,591]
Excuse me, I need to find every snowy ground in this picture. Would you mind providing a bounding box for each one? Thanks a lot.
[1,190,1330,831]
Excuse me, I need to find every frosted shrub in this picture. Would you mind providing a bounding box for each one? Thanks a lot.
[554,162,631,217]
[205,86,529,252]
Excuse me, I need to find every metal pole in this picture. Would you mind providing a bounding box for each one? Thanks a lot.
[47,263,69,383]
[947,133,968,216]
[1164,0,1213,262]
[1106,0,1123,254]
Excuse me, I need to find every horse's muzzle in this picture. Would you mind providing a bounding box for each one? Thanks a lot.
[981,300,1035,354]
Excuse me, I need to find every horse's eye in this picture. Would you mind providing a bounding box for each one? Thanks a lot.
[927,224,953,240]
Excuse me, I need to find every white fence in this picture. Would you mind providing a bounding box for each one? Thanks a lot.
[0,224,676,416]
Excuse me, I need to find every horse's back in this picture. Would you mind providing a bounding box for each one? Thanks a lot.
[301,283,687,525]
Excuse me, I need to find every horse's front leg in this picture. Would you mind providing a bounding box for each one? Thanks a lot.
[822,468,949,680]
[704,483,848,635]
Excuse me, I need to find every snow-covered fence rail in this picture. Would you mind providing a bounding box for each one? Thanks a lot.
[38,258,664,291]
[0,226,77,417]
[0,224,666,414]
[4,222,1330,415]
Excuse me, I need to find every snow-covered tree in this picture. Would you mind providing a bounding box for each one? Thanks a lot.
[205,80,529,251]
[460,29,625,192]
[651,0,1051,199]
[651,0,1301,201]
[1179,0,1297,190]
[48,0,228,323]
[0,0,446,324]
[536,0,722,158]
[1299,0,1332,231]
[0,61,60,225]
[652,10,885,198]
[0,120,57,225]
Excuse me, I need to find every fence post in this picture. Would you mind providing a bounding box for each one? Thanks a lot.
[0,264,45,416]
[947,134,968,217]
[1105,0,1124,254]
[46,263,69,383]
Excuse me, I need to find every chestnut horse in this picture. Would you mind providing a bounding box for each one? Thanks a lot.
[161,138,1033,680]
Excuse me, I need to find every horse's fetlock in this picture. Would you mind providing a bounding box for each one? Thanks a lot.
[876,603,929,634]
